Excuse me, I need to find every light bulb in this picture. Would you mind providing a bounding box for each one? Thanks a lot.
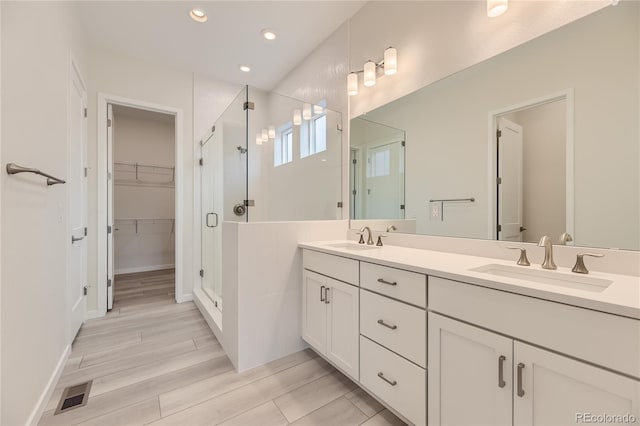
[347,73,358,96]
[256,133,263,145]
[487,0,508,17]
[363,61,376,87]
[268,126,276,139]
[293,109,302,126]
[384,47,397,75]
[302,103,312,120]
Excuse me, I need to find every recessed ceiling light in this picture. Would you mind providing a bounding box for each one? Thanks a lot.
[262,29,277,41]
[189,9,207,23]
[239,65,251,73]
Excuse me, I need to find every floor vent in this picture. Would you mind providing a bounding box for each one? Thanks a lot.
[54,381,92,415]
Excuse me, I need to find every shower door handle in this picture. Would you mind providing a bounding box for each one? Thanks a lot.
[206,212,219,228]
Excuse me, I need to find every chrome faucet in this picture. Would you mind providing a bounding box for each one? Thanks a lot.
[538,236,557,270]
[559,232,573,245]
[386,225,397,233]
[359,226,375,245]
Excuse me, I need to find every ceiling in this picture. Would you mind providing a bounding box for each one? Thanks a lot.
[77,1,366,90]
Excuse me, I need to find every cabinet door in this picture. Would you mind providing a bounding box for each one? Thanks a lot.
[514,341,640,426]
[326,278,359,380]
[428,313,513,426]
[302,270,326,353]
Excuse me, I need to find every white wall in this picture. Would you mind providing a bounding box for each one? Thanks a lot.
[112,108,176,274]
[361,4,639,249]
[505,101,566,243]
[1,2,86,424]
[349,0,608,117]
[87,49,195,311]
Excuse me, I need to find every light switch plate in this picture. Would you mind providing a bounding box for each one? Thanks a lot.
[430,201,443,221]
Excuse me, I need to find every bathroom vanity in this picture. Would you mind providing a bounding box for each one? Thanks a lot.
[299,241,640,426]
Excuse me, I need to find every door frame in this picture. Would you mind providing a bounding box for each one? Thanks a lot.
[96,93,184,316]
[487,89,574,241]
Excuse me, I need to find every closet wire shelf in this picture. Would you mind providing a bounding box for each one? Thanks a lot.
[114,218,175,235]
[113,162,175,188]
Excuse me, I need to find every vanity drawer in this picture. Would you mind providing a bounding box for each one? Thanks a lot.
[360,262,426,307]
[360,289,426,367]
[303,249,359,285]
[360,336,426,426]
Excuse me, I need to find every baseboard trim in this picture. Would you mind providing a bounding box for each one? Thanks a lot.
[114,264,175,275]
[27,344,70,425]
[176,293,193,303]
[84,309,105,321]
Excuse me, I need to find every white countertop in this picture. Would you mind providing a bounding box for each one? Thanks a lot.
[299,240,640,320]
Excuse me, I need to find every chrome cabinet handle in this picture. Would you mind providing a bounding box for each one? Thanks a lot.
[324,287,330,304]
[377,278,397,286]
[377,319,398,330]
[320,285,325,302]
[206,212,219,228]
[498,355,506,388]
[71,235,85,243]
[517,363,525,397]
[377,372,397,386]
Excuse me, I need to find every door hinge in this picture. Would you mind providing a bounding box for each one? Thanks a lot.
[84,227,88,236]
[199,269,204,278]
[352,189,356,195]
[244,199,255,207]
[107,118,112,128]
[107,225,112,234]
[84,167,88,177]
[497,224,502,232]
[336,124,343,132]
[83,286,88,296]
[352,158,357,164]
[497,177,502,185]
[337,202,343,208]
[107,278,112,288]
[107,172,112,180]
[401,140,406,147]
[199,158,203,166]
[497,129,502,138]
[211,125,216,133]
[84,108,88,118]
[243,101,255,111]
[400,204,405,210]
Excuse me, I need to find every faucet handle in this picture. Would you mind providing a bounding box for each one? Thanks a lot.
[356,232,365,244]
[376,235,387,247]
[572,253,604,274]
[508,247,530,266]
[559,232,573,245]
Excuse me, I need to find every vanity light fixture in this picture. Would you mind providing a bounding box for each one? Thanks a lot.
[313,105,324,115]
[302,103,312,120]
[268,126,276,139]
[262,29,277,40]
[189,8,208,23]
[348,47,398,96]
[293,109,302,126]
[239,65,251,73]
[487,0,508,17]
[261,128,269,143]
[255,132,263,145]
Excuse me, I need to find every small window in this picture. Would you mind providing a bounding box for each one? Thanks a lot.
[300,109,327,159]
[367,147,391,177]
[275,127,293,167]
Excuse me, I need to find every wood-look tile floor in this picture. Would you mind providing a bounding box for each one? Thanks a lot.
[113,269,176,310]
[39,271,405,426]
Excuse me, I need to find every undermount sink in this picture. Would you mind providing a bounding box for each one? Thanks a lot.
[325,242,380,251]
[469,264,613,293]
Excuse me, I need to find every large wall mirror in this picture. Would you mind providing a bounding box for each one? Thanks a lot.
[349,3,639,251]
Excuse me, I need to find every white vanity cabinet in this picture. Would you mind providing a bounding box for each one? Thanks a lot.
[302,252,360,380]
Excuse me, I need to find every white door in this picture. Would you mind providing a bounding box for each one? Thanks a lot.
[498,118,524,241]
[302,270,327,353]
[68,62,87,339]
[514,341,639,426]
[365,141,403,219]
[326,278,359,380]
[428,313,513,426]
[106,104,114,310]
